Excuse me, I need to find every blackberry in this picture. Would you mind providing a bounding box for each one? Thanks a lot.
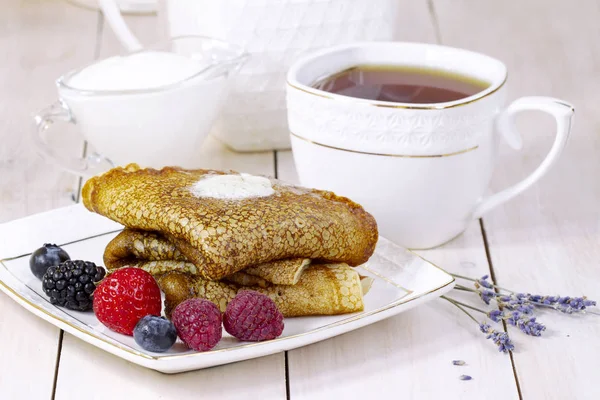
[42,260,106,311]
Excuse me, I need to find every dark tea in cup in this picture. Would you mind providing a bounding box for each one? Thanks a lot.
[312,65,489,104]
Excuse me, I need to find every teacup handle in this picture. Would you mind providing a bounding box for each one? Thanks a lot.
[472,96,574,219]
[31,100,114,176]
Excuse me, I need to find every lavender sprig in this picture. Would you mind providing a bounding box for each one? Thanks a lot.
[478,288,497,305]
[475,275,493,289]
[514,294,595,314]
[496,295,535,315]
[446,297,547,337]
[488,310,546,336]
[455,274,597,315]
[442,296,515,354]
[479,323,515,353]
[555,296,597,314]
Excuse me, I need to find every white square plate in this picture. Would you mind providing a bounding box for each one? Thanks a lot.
[0,205,454,374]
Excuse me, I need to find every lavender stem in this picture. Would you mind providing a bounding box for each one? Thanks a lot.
[442,296,488,315]
[442,296,480,324]
[454,284,477,292]
[451,273,514,293]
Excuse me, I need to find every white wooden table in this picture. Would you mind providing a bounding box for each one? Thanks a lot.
[1,1,599,399]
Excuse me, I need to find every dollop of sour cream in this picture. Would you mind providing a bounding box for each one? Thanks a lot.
[190,173,275,200]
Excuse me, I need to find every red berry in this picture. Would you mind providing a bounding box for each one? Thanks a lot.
[93,267,161,336]
[223,291,284,341]
[172,299,222,352]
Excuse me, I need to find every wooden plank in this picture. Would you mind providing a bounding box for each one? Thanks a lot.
[57,334,285,400]
[432,0,600,399]
[0,1,99,399]
[55,12,285,399]
[0,0,97,222]
[277,151,519,399]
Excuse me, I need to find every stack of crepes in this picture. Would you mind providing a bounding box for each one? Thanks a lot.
[82,164,379,317]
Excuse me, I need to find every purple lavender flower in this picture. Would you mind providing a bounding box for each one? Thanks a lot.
[555,296,597,314]
[493,291,595,314]
[505,311,522,326]
[521,294,597,314]
[479,322,491,333]
[517,316,546,336]
[528,294,561,306]
[475,275,493,289]
[477,289,497,305]
[487,310,546,337]
[479,323,514,353]
[496,295,535,315]
[584,299,597,307]
[488,309,503,322]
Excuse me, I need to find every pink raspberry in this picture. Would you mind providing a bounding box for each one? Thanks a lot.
[172,298,222,351]
[223,291,284,341]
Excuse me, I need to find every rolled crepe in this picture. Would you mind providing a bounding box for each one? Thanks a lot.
[230,258,312,286]
[84,164,378,280]
[158,264,373,317]
[104,228,313,284]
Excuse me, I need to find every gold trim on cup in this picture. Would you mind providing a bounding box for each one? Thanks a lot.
[287,74,507,110]
[290,132,479,158]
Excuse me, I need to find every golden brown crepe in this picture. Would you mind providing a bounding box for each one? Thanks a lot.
[104,228,313,285]
[157,264,373,317]
[232,258,312,286]
[83,164,378,280]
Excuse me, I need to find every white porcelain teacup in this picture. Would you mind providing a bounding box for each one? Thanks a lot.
[31,36,247,176]
[287,42,574,249]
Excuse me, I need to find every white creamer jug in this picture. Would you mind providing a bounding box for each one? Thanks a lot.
[32,36,247,175]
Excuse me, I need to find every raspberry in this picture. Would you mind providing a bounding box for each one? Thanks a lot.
[172,299,222,351]
[93,267,162,336]
[223,291,284,341]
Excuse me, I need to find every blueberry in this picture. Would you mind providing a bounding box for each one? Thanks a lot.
[29,244,70,280]
[134,316,177,353]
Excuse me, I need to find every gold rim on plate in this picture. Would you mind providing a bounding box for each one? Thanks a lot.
[0,232,455,362]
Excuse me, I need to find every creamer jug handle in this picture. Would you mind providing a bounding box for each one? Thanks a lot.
[31,100,114,176]
[98,0,144,52]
